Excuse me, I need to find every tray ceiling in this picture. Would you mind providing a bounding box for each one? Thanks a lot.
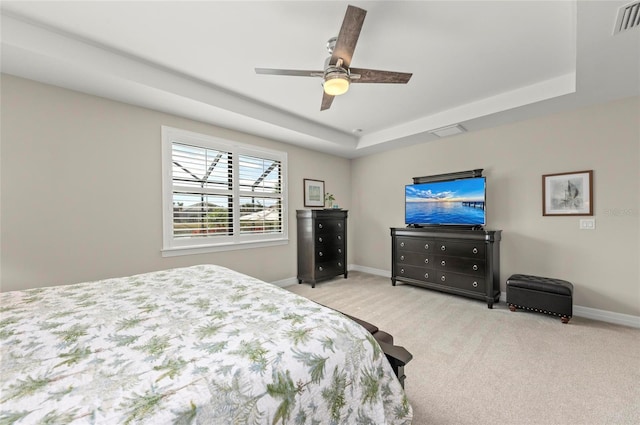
[1,1,638,157]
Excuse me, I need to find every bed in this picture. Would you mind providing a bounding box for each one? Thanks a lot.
[0,264,412,424]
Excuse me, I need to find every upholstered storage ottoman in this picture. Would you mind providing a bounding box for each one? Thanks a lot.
[506,274,573,323]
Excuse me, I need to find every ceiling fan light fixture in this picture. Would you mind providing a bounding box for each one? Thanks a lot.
[254,5,411,110]
[323,73,350,96]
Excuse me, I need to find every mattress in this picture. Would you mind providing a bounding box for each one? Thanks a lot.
[0,264,412,424]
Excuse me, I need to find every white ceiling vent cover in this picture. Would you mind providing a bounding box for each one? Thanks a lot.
[614,1,640,34]
[429,124,466,138]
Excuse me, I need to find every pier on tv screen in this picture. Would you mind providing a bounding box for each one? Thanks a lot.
[405,177,486,226]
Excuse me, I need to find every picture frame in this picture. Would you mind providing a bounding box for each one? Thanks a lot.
[543,170,593,216]
[303,178,325,207]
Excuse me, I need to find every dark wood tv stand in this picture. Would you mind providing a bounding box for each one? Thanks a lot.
[390,227,501,308]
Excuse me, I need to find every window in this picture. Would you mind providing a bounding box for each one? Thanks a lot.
[161,126,287,256]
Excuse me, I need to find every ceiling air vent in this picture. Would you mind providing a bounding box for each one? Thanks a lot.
[429,124,466,138]
[614,1,640,34]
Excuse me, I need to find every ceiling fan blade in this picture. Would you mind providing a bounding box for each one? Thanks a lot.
[255,68,324,77]
[321,92,335,111]
[349,68,413,84]
[330,5,367,68]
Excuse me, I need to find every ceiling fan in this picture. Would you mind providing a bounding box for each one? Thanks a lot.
[255,5,413,111]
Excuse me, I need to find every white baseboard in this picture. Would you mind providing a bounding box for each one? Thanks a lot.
[271,277,298,288]
[348,264,640,329]
[572,305,640,328]
[348,264,390,277]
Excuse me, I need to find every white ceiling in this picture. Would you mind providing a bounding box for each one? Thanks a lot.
[1,1,638,158]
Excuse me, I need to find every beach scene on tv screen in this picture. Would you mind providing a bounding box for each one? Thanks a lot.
[405,179,485,225]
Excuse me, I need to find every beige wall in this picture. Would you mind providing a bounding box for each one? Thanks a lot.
[351,96,640,316]
[2,75,638,317]
[0,75,351,290]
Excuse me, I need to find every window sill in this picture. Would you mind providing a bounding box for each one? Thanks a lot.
[161,238,288,257]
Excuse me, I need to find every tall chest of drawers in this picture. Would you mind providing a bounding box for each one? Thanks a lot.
[391,227,501,308]
[297,209,348,288]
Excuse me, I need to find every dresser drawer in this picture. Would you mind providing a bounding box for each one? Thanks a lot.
[316,245,345,261]
[437,272,485,293]
[316,260,345,279]
[315,219,345,235]
[395,251,433,267]
[396,237,435,253]
[433,255,485,275]
[395,264,436,282]
[316,233,345,246]
[436,240,485,258]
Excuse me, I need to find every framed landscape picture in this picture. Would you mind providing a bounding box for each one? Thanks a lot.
[543,170,593,216]
[304,178,325,207]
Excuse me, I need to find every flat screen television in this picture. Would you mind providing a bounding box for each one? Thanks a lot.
[405,177,486,226]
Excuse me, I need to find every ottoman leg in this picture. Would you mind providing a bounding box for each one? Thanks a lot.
[508,304,517,312]
[561,316,570,324]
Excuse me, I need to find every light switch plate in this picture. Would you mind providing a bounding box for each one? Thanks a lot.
[579,218,596,230]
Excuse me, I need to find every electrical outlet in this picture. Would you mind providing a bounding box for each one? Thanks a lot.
[579,219,596,230]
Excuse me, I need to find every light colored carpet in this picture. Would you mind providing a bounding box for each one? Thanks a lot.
[286,271,640,425]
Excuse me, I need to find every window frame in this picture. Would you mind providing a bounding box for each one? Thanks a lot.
[161,126,288,257]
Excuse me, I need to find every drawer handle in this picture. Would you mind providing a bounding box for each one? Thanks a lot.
[400,242,405,247]
[400,268,405,274]
[441,260,446,266]
[318,266,323,271]
[424,258,429,264]
[472,281,478,288]
[400,255,405,261]
[424,243,429,250]
[441,245,446,251]
[319,251,323,257]
[472,264,478,271]
[318,223,323,229]
[318,237,323,243]
[472,247,478,254]
[441,275,446,282]
[424,272,429,279]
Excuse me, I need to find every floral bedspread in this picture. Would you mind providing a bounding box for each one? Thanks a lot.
[0,264,412,424]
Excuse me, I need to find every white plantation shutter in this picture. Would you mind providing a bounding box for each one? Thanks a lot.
[172,143,234,237]
[162,127,287,256]
[238,154,283,235]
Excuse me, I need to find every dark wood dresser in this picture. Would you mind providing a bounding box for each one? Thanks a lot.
[297,209,348,287]
[391,227,501,308]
